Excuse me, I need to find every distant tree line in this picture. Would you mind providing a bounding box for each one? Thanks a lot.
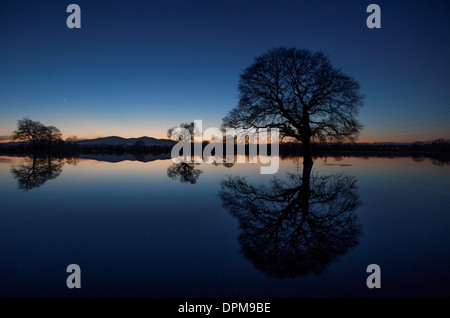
[278,139,450,155]
[0,138,173,156]
[2,118,448,163]
[2,117,172,156]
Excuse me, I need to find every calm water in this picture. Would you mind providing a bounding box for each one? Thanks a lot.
[0,154,449,297]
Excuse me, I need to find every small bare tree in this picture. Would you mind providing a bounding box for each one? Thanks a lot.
[42,125,62,145]
[12,117,63,149]
[12,118,46,147]
[167,122,197,141]
[66,136,78,144]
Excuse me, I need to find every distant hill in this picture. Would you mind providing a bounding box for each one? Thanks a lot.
[78,153,172,163]
[77,136,175,147]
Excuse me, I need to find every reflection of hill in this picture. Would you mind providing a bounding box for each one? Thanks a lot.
[219,160,362,279]
[0,157,14,163]
[78,153,172,163]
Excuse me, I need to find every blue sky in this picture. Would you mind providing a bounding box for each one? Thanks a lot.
[0,0,449,142]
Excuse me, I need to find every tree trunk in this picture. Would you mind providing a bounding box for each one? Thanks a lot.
[302,138,313,164]
[31,140,37,156]
[301,114,313,166]
[299,156,313,223]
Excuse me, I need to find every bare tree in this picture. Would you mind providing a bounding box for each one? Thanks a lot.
[42,125,62,146]
[66,136,78,144]
[12,118,46,148]
[223,48,364,162]
[167,122,197,141]
[12,118,63,149]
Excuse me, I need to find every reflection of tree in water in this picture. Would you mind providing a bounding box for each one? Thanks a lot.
[65,157,80,166]
[167,162,203,184]
[219,160,362,279]
[213,161,235,168]
[167,160,235,184]
[10,156,64,191]
[412,155,449,166]
[431,158,450,167]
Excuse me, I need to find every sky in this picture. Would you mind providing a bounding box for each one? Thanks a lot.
[0,0,449,142]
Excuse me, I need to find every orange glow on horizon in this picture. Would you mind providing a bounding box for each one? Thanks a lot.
[1,126,448,144]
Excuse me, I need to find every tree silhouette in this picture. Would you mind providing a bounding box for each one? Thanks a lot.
[42,125,62,146]
[223,48,364,162]
[219,157,362,278]
[12,118,46,149]
[65,157,80,166]
[167,162,203,184]
[10,155,64,191]
[12,117,63,150]
[66,136,78,144]
[167,122,198,141]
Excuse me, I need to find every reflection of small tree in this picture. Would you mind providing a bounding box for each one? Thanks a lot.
[11,155,64,191]
[167,162,202,184]
[411,156,425,163]
[65,157,79,166]
[430,139,450,166]
[219,158,362,278]
[430,158,450,167]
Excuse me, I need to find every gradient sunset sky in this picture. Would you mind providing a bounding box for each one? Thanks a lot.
[0,0,449,142]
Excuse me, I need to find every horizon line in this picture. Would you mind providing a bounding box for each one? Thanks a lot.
[1,135,448,145]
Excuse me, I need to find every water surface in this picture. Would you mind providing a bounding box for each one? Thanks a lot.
[0,155,448,297]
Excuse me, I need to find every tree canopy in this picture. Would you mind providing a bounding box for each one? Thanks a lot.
[12,117,62,146]
[167,122,197,141]
[223,48,364,148]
